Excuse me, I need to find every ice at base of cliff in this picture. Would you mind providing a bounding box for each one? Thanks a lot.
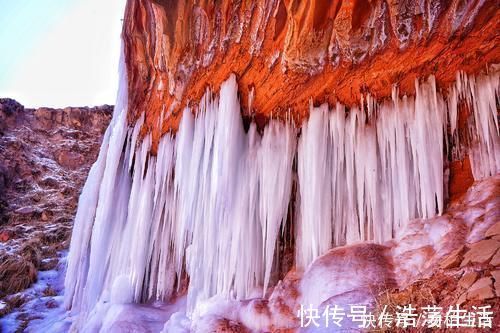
[79,298,186,332]
[32,295,187,333]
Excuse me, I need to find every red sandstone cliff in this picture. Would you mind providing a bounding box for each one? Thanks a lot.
[122,0,499,148]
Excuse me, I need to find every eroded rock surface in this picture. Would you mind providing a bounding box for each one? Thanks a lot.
[0,98,112,323]
[122,0,499,147]
[376,175,500,330]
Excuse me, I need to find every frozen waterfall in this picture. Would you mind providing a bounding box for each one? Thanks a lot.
[64,63,499,328]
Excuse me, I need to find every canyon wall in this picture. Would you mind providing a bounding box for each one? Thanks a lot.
[60,1,500,331]
[122,0,499,147]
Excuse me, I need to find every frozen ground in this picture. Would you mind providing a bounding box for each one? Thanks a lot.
[1,252,69,333]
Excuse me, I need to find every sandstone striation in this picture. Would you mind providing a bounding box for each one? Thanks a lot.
[122,0,499,145]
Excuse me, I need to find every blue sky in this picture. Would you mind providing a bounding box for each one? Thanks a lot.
[0,0,125,107]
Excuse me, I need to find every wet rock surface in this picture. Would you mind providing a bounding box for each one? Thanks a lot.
[0,98,111,322]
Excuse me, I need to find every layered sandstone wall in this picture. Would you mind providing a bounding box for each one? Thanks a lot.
[122,0,499,149]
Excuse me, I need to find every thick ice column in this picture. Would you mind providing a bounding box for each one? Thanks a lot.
[412,77,445,217]
[329,104,348,245]
[296,104,332,269]
[183,75,247,310]
[449,72,500,179]
[296,77,449,268]
[64,50,131,314]
[183,75,297,310]
[149,134,177,300]
[259,120,296,294]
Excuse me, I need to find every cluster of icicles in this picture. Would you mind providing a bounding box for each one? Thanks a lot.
[65,63,499,326]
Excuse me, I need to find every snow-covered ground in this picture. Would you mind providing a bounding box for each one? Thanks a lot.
[1,252,69,333]
[1,250,187,333]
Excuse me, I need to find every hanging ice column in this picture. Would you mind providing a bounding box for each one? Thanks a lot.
[64,73,296,323]
[175,77,296,309]
[65,62,499,328]
[64,49,131,317]
[296,73,499,268]
[448,72,500,179]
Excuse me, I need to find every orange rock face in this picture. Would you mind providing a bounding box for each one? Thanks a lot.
[123,0,499,148]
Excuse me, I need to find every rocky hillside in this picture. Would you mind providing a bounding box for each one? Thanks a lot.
[0,98,112,323]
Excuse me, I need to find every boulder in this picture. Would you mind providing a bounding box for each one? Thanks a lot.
[490,250,500,267]
[0,230,14,242]
[300,243,396,309]
[466,277,494,301]
[485,222,500,238]
[460,240,500,266]
[458,272,478,289]
[440,246,465,269]
[55,150,84,169]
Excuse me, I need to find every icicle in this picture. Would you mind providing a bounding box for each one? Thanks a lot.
[447,71,500,179]
[296,103,332,269]
[259,120,295,295]
[296,76,448,268]
[64,46,130,316]
[66,68,499,330]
